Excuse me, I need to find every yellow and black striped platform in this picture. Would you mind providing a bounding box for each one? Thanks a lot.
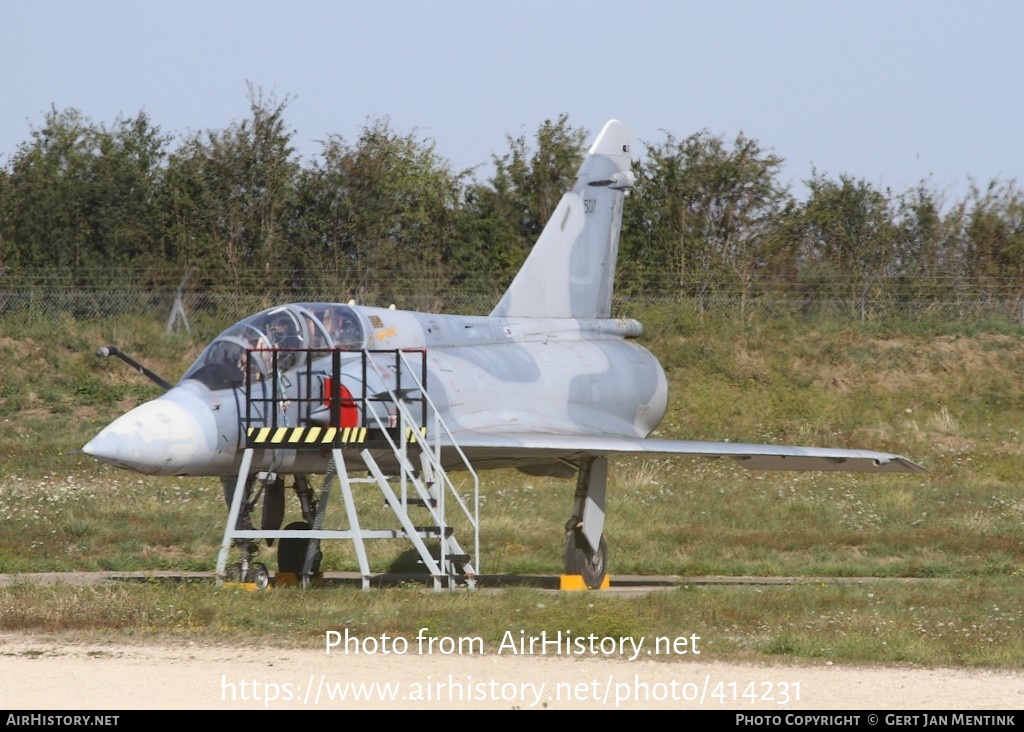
[246,425,427,449]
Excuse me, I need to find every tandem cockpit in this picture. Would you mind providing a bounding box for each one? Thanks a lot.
[177,302,425,444]
[183,303,366,391]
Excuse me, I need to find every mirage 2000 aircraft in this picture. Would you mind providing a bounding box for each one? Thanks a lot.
[83,120,926,590]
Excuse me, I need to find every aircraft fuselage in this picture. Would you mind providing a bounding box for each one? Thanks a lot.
[83,301,669,478]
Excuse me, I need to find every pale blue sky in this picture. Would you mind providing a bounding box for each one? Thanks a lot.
[2,1,1020,203]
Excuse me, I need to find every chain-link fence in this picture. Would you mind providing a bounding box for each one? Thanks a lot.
[2,276,1023,332]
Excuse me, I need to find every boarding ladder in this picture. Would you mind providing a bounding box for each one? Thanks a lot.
[215,347,480,591]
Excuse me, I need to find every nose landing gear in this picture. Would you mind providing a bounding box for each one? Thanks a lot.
[221,473,321,589]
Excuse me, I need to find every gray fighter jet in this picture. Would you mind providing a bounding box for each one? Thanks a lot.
[83,120,926,588]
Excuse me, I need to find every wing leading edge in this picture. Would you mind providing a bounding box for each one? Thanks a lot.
[443,432,928,474]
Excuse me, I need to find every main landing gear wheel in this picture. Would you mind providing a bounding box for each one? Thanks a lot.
[563,530,608,589]
[277,521,322,576]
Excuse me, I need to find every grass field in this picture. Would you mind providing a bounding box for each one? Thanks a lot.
[1,310,1023,668]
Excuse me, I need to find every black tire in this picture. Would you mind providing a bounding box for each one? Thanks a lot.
[563,529,608,589]
[277,521,322,575]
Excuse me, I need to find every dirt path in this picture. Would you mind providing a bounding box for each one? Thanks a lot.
[1,634,1022,710]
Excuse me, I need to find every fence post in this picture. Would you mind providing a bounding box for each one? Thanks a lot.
[166,267,197,334]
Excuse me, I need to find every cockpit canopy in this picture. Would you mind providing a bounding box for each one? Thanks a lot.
[182,303,365,390]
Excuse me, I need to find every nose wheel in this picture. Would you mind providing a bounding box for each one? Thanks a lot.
[223,559,272,589]
[249,562,271,590]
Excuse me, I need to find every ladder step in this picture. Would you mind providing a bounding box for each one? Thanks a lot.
[383,497,437,508]
[415,554,471,568]
[410,525,454,538]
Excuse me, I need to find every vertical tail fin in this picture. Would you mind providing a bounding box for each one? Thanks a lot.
[489,120,634,319]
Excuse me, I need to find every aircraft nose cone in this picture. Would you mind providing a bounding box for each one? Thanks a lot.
[83,386,225,475]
